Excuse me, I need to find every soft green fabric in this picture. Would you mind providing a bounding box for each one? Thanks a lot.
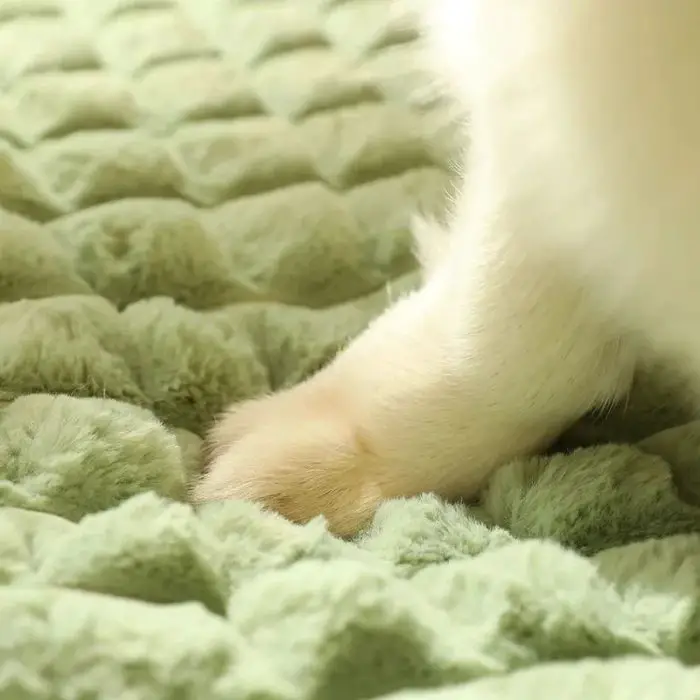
[1,0,700,697]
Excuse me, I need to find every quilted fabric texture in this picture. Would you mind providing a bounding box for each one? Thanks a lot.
[2,0,700,698]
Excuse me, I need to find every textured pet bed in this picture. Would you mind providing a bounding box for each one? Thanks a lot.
[2,0,700,697]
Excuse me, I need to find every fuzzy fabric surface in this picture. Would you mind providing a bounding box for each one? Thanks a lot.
[2,0,700,698]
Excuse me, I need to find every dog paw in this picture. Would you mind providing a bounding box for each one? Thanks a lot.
[191,380,385,537]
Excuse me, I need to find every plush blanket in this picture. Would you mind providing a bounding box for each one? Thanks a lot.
[2,0,700,697]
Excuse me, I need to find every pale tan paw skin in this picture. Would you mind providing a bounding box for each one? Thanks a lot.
[192,380,385,537]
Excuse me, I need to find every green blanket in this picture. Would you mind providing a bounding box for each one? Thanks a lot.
[2,0,700,697]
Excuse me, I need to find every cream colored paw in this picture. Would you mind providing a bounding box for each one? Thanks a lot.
[192,379,385,537]
[192,218,456,536]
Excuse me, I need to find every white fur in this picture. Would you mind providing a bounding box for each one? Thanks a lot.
[194,0,700,536]
[449,0,700,379]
